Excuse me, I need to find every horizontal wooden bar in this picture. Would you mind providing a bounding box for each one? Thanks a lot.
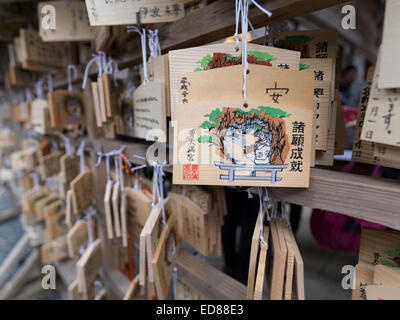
[269,168,400,230]
[176,249,247,300]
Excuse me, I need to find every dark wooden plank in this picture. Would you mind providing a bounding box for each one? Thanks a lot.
[176,249,247,300]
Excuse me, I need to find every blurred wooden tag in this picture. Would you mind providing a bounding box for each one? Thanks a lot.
[268,219,287,300]
[38,1,95,42]
[31,99,50,134]
[77,238,102,295]
[373,264,400,287]
[65,189,74,229]
[378,0,400,89]
[169,42,301,119]
[40,152,62,179]
[97,77,107,123]
[274,29,337,99]
[112,182,121,237]
[132,81,166,142]
[20,173,34,191]
[120,192,128,247]
[44,199,66,241]
[67,219,88,258]
[115,97,135,137]
[254,226,269,300]
[71,171,94,214]
[173,64,314,187]
[300,58,332,151]
[60,154,80,187]
[35,194,59,221]
[91,82,103,127]
[361,53,400,147]
[104,181,114,239]
[41,236,68,264]
[247,215,262,299]
[68,279,81,300]
[352,263,374,300]
[126,187,152,229]
[85,0,185,26]
[48,90,85,127]
[152,212,179,300]
[102,73,119,118]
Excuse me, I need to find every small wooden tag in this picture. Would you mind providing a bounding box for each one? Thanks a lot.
[60,154,80,187]
[91,81,103,127]
[41,235,68,264]
[247,214,262,299]
[65,190,74,229]
[35,194,59,221]
[152,212,179,300]
[112,182,121,237]
[77,239,102,296]
[48,90,85,127]
[39,152,62,179]
[97,77,107,122]
[68,279,81,300]
[43,199,66,241]
[67,219,88,258]
[120,191,128,247]
[254,226,269,300]
[71,171,94,215]
[104,181,114,239]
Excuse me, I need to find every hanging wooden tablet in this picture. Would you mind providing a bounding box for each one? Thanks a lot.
[152,212,179,300]
[352,67,400,169]
[361,52,400,147]
[71,171,94,215]
[97,77,107,123]
[60,154,80,187]
[43,199,66,241]
[85,0,185,26]
[24,189,50,225]
[254,226,269,300]
[67,220,88,258]
[41,236,68,264]
[38,1,96,42]
[68,279,81,300]
[39,152,62,179]
[268,219,288,300]
[132,81,167,142]
[48,91,85,127]
[286,223,305,300]
[173,64,314,187]
[35,194,59,221]
[300,58,332,151]
[378,0,400,89]
[112,182,121,237]
[169,42,301,119]
[91,82,103,127]
[102,73,120,118]
[352,263,374,300]
[104,181,114,239]
[126,187,152,229]
[282,221,295,300]
[120,191,128,247]
[77,239,102,296]
[274,29,337,100]
[31,99,50,134]
[65,190,74,229]
[115,97,135,137]
[20,173,34,191]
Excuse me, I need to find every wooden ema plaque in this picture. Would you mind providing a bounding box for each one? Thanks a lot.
[85,0,185,26]
[41,236,68,264]
[43,199,66,241]
[48,90,85,127]
[71,171,94,215]
[126,187,152,229]
[60,154,80,187]
[152,212,179,300]
[39,152,62,179]
[35,194,59,221]
[173,64,314,187]
[169,42,301,119]
[253,226,269,300]
[77,239,102,297]
[67,219,88,258]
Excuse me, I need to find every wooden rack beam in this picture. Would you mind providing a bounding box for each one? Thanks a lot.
[270,168,400,230]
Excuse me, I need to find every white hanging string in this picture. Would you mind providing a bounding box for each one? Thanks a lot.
[77,141,86,174]
[172,266,178,300]
[35,79,44,99]
[81,53,102,89]
[25,88,32,103]
[126,27,148,84]
[257,187,268,247]
[46,74,53,93]
[31,172,40,190]
[60,134,72,157]
[234,0,272,105]
[148,29,161,58]
[67,64,78,92]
